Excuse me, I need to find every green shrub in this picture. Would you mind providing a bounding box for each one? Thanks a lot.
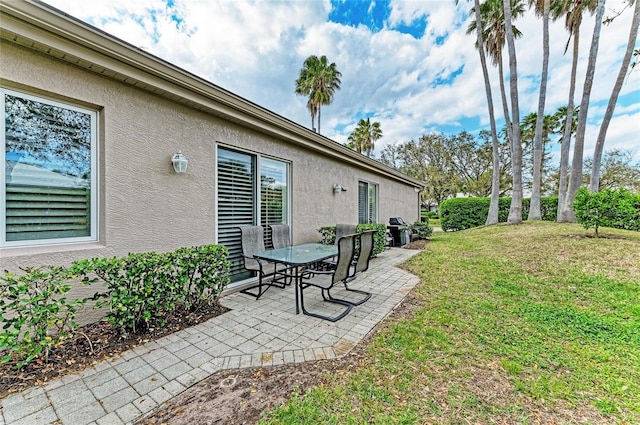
[356,223,387,256]
[78,252,179,334]
[0,266,87,369]
[410,220,433,239]
[76,244,231,335]
[171,245,231,312]
[440,197,559,231]
[317,223,387,256]
[574,188,639,236]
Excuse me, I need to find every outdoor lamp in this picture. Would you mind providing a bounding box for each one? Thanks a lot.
[171,151,188,173]
[333,183,346,194]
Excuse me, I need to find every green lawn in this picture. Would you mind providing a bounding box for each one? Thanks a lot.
[260,222,640,424]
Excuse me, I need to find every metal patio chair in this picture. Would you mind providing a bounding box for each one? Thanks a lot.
[269,224,291,249]
[239,225,289,299]
[340,229,375,305]
[298,233,357,321]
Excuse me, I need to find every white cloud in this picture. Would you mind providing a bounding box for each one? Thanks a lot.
[42,0,639,163]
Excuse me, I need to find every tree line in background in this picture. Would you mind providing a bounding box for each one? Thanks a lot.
[460,0,639,225]
[294,0,639,225]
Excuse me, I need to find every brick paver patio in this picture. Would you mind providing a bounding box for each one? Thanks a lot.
[0,247,421,425]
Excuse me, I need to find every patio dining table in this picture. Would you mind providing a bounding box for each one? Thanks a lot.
[253,243,338,315]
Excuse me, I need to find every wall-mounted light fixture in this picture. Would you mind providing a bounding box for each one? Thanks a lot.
[333,183,347,194]
[171,151,188,174]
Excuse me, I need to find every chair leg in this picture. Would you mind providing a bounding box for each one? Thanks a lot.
[325,283,372,306]
[299,283,352,322]
[241,272,284,299]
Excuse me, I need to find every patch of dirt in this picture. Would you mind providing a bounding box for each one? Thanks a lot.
[135,295,422,425]
[403,239,429,250]
[0,304,229,399]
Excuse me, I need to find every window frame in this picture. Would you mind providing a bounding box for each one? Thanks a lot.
[358,180,379,224]
[1,88,98,248]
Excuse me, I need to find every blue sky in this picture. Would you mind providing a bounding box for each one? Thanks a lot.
[43,0,639,164]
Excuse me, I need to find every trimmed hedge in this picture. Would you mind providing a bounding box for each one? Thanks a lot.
[440,197,559,231]
[317,223,387,256]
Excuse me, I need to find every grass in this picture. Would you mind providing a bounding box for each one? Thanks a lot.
[260,222,640,424]
[428,218,441,228]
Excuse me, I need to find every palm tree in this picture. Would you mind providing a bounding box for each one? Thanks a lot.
[528,0,551,221]
[552,0,598,221]
[294,55,342,134]
[461,0,502,225]
[349,118,383,158]
[503,0,525,224]
[590,0,640,191]
[560,0,605,222]
[469,0,525,155]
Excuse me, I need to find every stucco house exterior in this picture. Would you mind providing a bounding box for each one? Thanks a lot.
[0,1,423,304]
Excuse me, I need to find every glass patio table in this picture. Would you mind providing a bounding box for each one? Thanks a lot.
[253,243,338,314]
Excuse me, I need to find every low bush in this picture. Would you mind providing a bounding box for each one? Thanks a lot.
[0,266,87,369]
[171,245,231,312]
[77,245,231,335]
[574,187,640,236]
[356,223,387,256]
[1,244,231,368]
[410,220,433,239]
[317,223,387,256]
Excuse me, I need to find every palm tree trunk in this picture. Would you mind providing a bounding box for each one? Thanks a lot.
[590,0,640,191]
[557,34,579,221]
[317,105,322,134]
[498,59,513,150]
[472,0,501,226]
[528,0,550,221]
[503,0,523,225]
[561,0,605,222]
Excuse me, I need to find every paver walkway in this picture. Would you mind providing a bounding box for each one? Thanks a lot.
[1,247,421,425]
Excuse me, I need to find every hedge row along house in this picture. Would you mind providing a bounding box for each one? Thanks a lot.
[0,0,423,323]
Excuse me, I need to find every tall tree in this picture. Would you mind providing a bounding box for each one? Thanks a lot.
[552,0,597,221]
[294,55,342,134]
[463,0,503,225]
[559,0,605,222]
[470,0,525,161]
[503,0,524,224]
[528,0,551,220]
[348,118,382,158]
[590,0,640,191]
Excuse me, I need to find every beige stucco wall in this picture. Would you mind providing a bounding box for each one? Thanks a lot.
[0,41,419,323]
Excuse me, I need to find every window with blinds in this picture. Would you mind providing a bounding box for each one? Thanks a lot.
[217,148,256,280]
[2,89,97,247]
[358,180,378,224]
[261,157,288,248]
[217,147,289,282]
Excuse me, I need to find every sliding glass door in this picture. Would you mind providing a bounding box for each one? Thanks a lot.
[217,147,289,282]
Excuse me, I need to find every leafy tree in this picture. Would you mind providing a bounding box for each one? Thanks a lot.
[584,149,640,192]
[379,134,459,209]
[574,187,636,237]
[347,118,382,157]
[294,55,341,134]
[590,0,640,191]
